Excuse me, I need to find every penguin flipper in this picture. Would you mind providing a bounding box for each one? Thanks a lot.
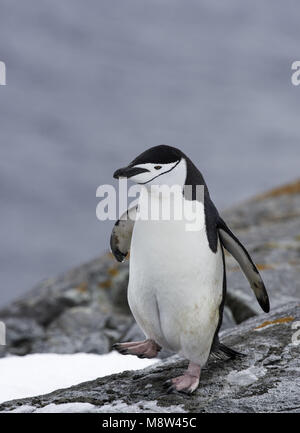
[218,217,270,313]
[110,206,137,262]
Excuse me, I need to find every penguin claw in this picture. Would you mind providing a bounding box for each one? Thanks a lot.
[165,383,194,395]
[164,366,200,394]
[166,385,175,394]
[165,384,184,396]
[163,379,171,388]
[113,344,129,355]
[163,379,180,394]
[112,339,161,358]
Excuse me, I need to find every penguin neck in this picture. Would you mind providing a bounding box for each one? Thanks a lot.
[138,182,185,222]
[139,183,184,203]
[183,156,210,201]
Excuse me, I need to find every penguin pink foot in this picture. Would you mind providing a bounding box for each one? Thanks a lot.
[166,362,201,394]
[113,339,161,359]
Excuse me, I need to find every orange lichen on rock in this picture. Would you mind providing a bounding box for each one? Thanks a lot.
[255,179,300,200]
[229,263,273,272]
[98,279,112,289]
[256,264,274,271]
[254,316,294,330]
[76,282,88,292]
[108,267,119,277]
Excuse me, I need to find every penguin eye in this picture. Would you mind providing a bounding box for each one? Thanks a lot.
[154,165,162,170]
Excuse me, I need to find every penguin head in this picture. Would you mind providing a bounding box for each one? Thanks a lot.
[113,145,187,187]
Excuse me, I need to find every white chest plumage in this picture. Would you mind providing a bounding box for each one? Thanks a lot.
[127,187,224,366]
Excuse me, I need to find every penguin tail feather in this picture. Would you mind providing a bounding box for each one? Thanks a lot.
[210,343,246,361]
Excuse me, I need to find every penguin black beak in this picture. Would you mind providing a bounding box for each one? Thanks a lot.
[113,166,149,179]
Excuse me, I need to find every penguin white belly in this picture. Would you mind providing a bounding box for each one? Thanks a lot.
[128,204,224,366]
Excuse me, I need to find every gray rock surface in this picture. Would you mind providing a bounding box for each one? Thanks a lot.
[0,255,133,356]
[1,302,299,413]
[222,179,300,320]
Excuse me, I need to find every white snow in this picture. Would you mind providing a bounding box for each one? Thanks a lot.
[6,403,96,413]
[5,400,186,413]
[226,366,267,386]
[35,403,96,413]
[0,351,158,404]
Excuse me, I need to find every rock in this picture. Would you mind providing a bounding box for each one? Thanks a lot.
[222,179,300,230]
[222,179,300,321]
[221,306,236,330]
[0,317,44,356]
[1,303,299,413]
[122,322,145,343]
[30,307,111,354]
[0,255,133,357]
[108,267,130,313]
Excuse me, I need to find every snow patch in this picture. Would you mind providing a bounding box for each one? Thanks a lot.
[94,399,186,413]
[35,403,96,413]
[226,366,267,386]
[4,405,36,413]
[5,403,95,413]
[4,400,186,414]
[0,351,158,404]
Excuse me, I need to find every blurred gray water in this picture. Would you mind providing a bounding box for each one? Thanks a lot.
[0,0,299,306]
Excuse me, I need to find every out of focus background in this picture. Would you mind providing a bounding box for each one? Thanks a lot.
[0,0,299,306]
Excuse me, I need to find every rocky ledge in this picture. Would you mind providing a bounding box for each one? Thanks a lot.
[0,302,299,413]
[0,179,299,412]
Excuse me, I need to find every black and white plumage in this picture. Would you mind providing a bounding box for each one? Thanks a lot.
[111,145,269,393]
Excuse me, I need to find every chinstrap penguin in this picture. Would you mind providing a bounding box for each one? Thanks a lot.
[110,145,270,394]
